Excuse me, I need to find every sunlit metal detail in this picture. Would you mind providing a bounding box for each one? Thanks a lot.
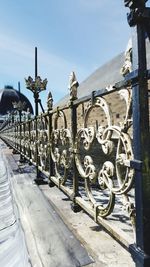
[24,122,30,159]
[37,115,49,171]
[120,39,132,77]
[68,71,79,100]
[25,76,47,94]
[47,91,53,111]
[25,75,48,118]
[20,123,25,153]
[118,88,132,130]
[30,120,36,163]
[0,85,135,230]
[51,110,73,184]
[75,93,135,222]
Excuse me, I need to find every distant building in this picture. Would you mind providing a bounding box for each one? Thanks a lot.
[0,85,33,115]
[0,85,33,125]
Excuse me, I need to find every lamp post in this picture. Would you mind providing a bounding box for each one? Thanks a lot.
[25,48,47,117]
[25,47,48,183]
[25,75,47,116]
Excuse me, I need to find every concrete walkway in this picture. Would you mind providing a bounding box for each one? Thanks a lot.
[0,140,135,267]
[0,147,30,267]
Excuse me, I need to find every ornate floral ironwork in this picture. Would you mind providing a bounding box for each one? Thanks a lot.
[37,115,49,171]
[51,110,73,184]
[25,76,48,93]
[75,92,135,222]
[0,83,135,232]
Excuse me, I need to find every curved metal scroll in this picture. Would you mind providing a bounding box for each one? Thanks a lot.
[75,93,134,221]
[37,115,49,171]
[51,110,73,185]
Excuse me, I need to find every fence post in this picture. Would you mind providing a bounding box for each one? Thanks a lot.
[124,1,150,266]
[33,115,42,183]
[34,115,45,184]
[28,120,31,162]
[70,101,81,212]
[68,71,81,211]
[19,112,24,163]
[48,110,55,187]
[46,92,55,187]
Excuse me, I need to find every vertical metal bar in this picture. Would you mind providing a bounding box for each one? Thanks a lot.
[19,110,22,161]
[35,116,39,179]
[15,123,16,150]
[29,120,31,162]
[48,111,55,187]
[35,47,38,79]
[17,81,24,162]
[18,81,21,93]
[127,3,150,267]
[34,93,39,117]
[70,101,81,212]
[34,47,39,117]
[34,47,40,180]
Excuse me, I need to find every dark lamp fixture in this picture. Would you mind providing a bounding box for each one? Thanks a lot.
[25,76,47,94]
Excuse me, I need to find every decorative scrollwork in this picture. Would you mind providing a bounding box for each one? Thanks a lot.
[98,161,114,190]
[37,115,49,171]
[96,126,114,155]
[51,110,73,184]
[24,127,30,158]
[30,120,36,163]
[0,81,135,231]
[38,143,49,170]
[75,94,134,221]
[81,127,95,150]
[84,156,97,182]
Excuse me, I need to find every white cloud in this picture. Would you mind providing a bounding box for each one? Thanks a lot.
[0,34,33,60]
[0,33,90,106]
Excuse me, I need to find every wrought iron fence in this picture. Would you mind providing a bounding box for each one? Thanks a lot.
[0,78,136,246]
[1,1,150,266]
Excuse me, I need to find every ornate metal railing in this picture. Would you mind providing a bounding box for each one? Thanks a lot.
[0,79,136,246]
[1,1,150,266]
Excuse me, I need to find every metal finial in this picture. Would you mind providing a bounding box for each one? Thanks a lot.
[120,39,132,77]
[68,71,79,100]
[47,91,53,110]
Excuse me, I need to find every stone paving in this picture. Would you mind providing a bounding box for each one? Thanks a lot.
[0,142,31,267]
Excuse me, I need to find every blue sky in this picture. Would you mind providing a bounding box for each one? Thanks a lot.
[0,0,132,110]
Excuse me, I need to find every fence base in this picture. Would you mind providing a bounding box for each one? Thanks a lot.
[48,180,55,188]
[129,244,150,267]
[34,177,48,185]
[19,156,26,164]
[12,149,18,154]
[71,202,82,213]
